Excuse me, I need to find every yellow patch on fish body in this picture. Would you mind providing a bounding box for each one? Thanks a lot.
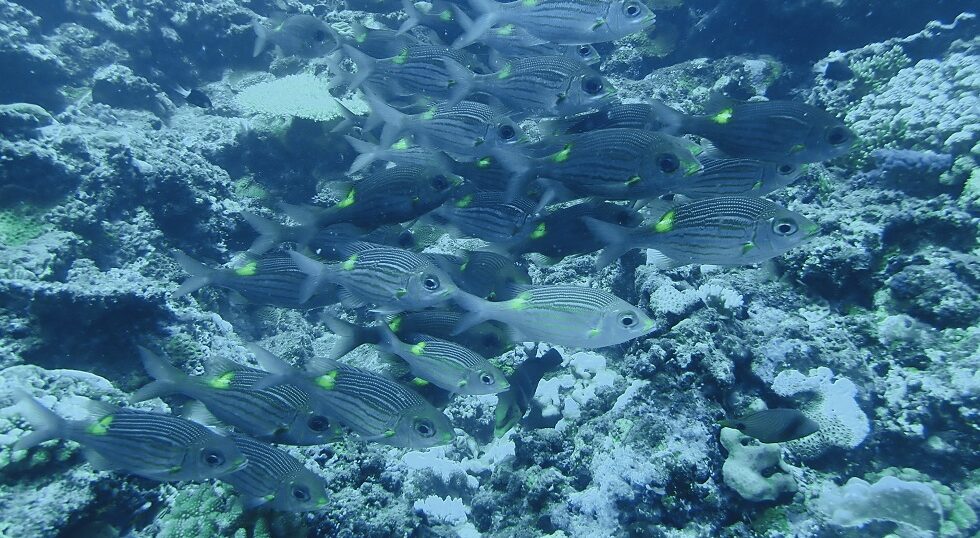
[86,415,114,436]
[712,108,734,124]
[316,370,339,390]
[342,254,358,271]
[654,210,676,233]
[552,143,572,163]
[337,188,356,208]
[209,371,236,389]
[410,342,427,356]
[235,261,258,277]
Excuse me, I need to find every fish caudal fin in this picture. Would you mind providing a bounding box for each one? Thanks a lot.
[451,291,494,335]
[363,91,408,147]
[12,390,67,451]
[452,0,502,49]
[172,251,213,298]
[344,136,381,174]
[252,19,268,58]
[647,100,686,136]
[246,343,298,390]
[398,0,423,35]
[320,314,366,360]
[342,45,377,93]
[131,347,191,403]
[288,250,328,304]
[242,211,287,255]
[443,59,475,106]
[582,217,633,269]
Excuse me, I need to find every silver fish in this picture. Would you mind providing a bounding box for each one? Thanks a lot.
[222,434,330,511]
[453,284,656,349]
[132,348,344,446]
[675,156,804,199]
[343,44,475,101]
[426,249,531,299]
[13,391,246,482]
[453,0,654,48]
[386,310,516,358]
[344,136,454,175]
[584,197,820,269]
[252,14,335,58]
[430,191,543,244]
[651,96,857,164]
[453,7,600,67]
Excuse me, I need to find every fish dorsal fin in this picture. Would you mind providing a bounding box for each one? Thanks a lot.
[306,355,343,376]
[338,287,368,309]
[82,398,122,421]
[183,401,223,428]
[204,355,247,379]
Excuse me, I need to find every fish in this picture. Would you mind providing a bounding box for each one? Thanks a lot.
[507,201,643,260]
[288,246,458,311]
[443,56,615,118]
[426,249,531,299]
[719,408,820,444]
[541,101,665,134]
[494,348,563,437]
[453,0,655,48]
[243,212,416,257]
[131,347,345,446]
[364,95,526,158]
[249,344,455,449]
[505,128,703,200]
[428,191,543,244]
[584,196,820,269]
[453,284,656,349]
[674,156,805,199]
[343,136,454,175]
[222,434,330,511]
[343,20,424,58]
[385,310,516,358]
[173,85,213,109]
[342,44,476,101]
[322,316,510,395]
[651,96,857,164]
[399,0,462,35]
[252,14,336,58]
[13,390,246,482]
[275,167,460,233]
[171,251,338,309]
[452,7,600,67]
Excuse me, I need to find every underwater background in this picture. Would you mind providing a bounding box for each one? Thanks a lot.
[0,0,978,537]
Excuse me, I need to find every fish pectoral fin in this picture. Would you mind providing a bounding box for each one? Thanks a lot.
[590,17,607,31]
[82,448,122,471]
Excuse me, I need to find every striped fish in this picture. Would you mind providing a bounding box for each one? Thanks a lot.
[343,136,454,175]
[171,251,338,309]
[541,102,665,134]
[277,166,460,231]
[13,391,245,482]
[584,197,820,269]
[365,95,525,158]
[386,310,516,358]
[249,345,454,449]
[343,44,474,100]
[342,21,423,58]
[444,56,615,117]
[453,284,655,349]
[323,316,510,395]
[426,249,531,299]
[508,201,642,260]
[494,348,563,437]
[719,409,820,444]
[510,129,703,200]
[222,435,330,511]
[453,0,654,47]
[673,156,804,199]
[289,244,458,311]
[453,7,600,67]
[430,191,542,244]
[651,97,857,164]
[131,348,344,446]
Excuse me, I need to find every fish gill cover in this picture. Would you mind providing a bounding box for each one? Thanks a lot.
[0,0,977,537]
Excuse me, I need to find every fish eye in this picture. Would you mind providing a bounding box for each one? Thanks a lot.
[423,275,441,290]
[624,1,642,17]
[313,30,327,42]
[772,218,799,236]
[201,449,226,468]
[619,312,636,327]
[581,76,604,95]
[414,418,436,438]
[479,372,495,385]
[578,45,592,57]
[826,126,849,145]
[656,153,680,174]
[497,123,517,140]
[431,175,450,191]
[292,485,311,502]
[777,164,796,175]
[307,415,331,432]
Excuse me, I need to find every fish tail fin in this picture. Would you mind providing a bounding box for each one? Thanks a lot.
[452,0,502,49]
[648,99,686,136]
[241,211,286,255]
[12,390,67,451]
[330,99,357,133]
[277,202,319,229]
[324,51,352,91]
[363,91,407,146]
[443,59,474,106]
[245,343,297,389]
[582,217,632,269]
[252,19,268,57]
[288,250,328,304]
[398,0,423,34]
[342,45,377,92]
[172,251,213,298]
[131,347,192,403]
[491,148,532,201]
[344,135,381,174]
[451,291,494,335]
[320,314,367,360]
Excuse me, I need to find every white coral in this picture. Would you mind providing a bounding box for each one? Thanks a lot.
[235,73,366,122]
